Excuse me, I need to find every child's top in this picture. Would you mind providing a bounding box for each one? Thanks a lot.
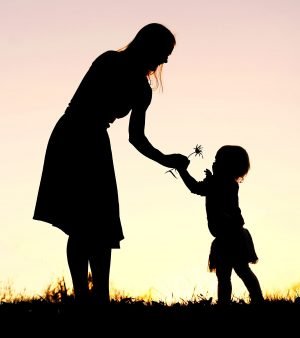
[189,173,245,238]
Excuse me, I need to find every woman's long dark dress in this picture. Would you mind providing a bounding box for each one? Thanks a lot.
[33,50,151,248]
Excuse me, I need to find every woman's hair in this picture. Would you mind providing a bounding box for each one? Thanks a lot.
[120,23,176,90]
[215,145,250,181]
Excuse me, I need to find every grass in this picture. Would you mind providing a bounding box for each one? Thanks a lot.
[0,276,299,334]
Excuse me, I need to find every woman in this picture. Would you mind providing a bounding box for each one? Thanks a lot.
[33,23,189,305]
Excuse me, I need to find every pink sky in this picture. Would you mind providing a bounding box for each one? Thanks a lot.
[1,0,300,301]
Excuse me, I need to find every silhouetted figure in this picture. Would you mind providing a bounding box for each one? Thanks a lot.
[178,145,264,304]
[33,23,190,306]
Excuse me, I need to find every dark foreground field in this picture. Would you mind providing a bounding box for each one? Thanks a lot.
[1,277,298,335]
[0,298,299,335]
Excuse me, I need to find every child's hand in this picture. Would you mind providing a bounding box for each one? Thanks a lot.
[178,156,190,171]
[204,169,212,177]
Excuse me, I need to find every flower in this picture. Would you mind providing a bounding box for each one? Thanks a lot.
[165,144,204,178]
[188,144,203,159]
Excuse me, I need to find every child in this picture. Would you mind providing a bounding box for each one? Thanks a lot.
[178,145,264,304]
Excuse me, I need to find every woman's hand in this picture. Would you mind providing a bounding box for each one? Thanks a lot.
[164,154,190,170]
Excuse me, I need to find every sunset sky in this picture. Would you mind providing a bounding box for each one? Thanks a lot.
[1,0,299,302]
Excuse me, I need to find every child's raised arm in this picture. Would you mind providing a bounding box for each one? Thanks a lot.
[178,168,210,196]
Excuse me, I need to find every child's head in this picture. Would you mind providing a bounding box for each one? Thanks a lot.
[213,145,250,182]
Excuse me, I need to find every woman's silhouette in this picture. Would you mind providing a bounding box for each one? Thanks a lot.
[33,23,189,305]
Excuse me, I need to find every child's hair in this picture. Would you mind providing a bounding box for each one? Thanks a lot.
[214,145,250,181]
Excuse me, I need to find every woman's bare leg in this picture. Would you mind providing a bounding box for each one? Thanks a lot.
[89,248,111,305]
[67,235,89,304]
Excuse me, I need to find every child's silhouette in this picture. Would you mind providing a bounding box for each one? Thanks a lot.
[178,145,264,304]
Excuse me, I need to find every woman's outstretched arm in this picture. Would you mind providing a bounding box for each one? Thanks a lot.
[128,91,189,170]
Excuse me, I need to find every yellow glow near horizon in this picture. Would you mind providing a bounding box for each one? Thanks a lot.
[1,1,300,303]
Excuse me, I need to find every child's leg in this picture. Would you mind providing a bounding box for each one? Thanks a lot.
[234,263,264,303]
[216,263,233,304]
[67,234,89,304]
[89,247,111,305]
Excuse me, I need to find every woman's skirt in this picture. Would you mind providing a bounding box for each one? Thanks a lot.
[33,112,124,248]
